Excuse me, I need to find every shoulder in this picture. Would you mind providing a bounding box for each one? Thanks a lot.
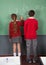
[9,21,13,25]
[25,18,29,21]
[25,18,29,23]
[34,18,38,22]
[33,19,38,25]
[30,18,38,23]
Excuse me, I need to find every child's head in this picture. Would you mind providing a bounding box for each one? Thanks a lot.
[28,10,35,17]
[11,14,17,21]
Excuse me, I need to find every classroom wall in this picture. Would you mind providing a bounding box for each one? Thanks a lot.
[0,0,46,55]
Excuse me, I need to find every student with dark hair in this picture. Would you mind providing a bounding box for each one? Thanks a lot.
[9,14,23,56]
[24,10,38,63]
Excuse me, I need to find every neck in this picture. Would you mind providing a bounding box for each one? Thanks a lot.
[14,19,16,21]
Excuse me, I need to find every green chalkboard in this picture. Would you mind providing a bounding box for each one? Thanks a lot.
[0,0,46,35]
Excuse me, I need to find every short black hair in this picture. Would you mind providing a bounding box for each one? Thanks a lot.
[28,10,35,17]
[11,14,17,18]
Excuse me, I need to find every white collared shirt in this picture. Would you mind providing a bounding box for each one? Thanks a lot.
[28,17,35,19]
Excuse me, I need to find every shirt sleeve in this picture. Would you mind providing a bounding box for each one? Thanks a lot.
[24,21,28,36]
[35,20,38,31]
[9,23,12,38]
[18,20,24,26]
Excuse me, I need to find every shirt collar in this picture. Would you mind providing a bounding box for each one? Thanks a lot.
[28,17,35,19]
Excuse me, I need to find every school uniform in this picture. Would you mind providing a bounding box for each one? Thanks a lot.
[24,17,38,60]
[9,20,23,43]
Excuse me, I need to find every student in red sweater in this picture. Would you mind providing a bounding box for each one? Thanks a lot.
[24,10,38,63]
[9,14,23,56]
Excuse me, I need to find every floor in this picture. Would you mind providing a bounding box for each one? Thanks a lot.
[21,55,43,65]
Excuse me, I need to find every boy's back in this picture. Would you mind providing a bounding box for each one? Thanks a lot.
[24,18,38,39]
